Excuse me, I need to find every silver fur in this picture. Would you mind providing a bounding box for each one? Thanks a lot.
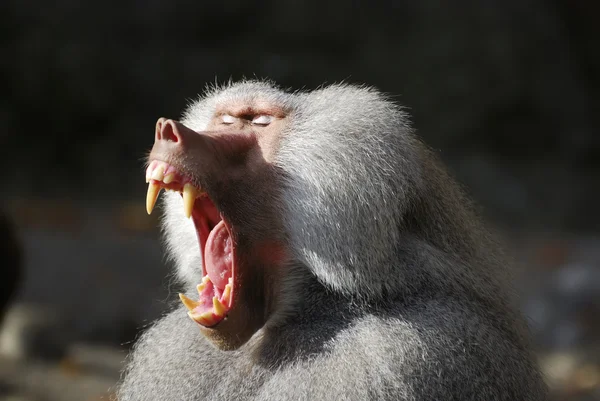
[117,81,547,400]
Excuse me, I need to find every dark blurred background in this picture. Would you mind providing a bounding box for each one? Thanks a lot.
[1,1,599,400]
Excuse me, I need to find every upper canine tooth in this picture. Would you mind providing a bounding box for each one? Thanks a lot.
[183,183,198,218]
[146,182,162,215]
[151,164,165,181]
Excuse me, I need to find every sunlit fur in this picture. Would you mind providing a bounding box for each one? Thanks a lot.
[117,81,547,401]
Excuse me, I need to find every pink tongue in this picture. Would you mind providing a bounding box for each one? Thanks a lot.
[205,220,233,290]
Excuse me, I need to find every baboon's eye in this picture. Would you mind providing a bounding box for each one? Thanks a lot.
[222,114,236,125]
[251,115,272,126]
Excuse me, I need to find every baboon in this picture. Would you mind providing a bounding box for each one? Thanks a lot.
[118,81,547,400]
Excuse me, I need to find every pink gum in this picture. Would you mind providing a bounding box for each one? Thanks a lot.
[145,160,192,186]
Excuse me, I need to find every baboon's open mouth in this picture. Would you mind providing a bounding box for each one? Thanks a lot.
[145,160,235,328]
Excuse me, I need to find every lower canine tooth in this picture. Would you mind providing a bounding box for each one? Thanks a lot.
[183,183,198,218]
[213,297,227,316]
[146,182,161,215]
[222,284,232,306]
[179,293,200,311]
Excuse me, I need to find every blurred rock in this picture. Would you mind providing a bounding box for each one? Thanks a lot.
[0,304,68,361]
[0,345,119,401]
[0,202,172,361]
[513,235,600,401]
